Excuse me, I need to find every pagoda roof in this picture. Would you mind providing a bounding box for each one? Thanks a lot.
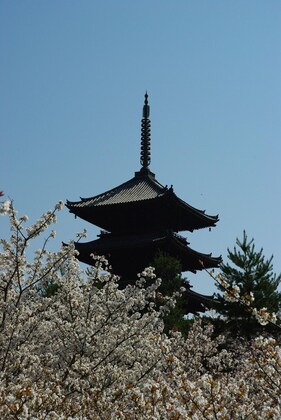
[68,170,165,207]
[67,93,219,233]
[183,288,215,313]
[66,170,218,233]
[74,230,222,276]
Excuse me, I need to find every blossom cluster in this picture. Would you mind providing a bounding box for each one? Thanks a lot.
[0,203,281,418]
[252,307,278,326]
[210,270,277,327]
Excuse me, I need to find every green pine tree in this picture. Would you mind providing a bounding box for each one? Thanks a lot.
[215,231,281,334]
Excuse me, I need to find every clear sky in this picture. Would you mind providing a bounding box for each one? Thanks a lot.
[1,1,280,295]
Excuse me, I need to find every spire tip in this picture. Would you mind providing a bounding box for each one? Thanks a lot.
[143,92,150,118]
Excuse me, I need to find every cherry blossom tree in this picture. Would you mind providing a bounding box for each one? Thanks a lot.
[0,200,281,418]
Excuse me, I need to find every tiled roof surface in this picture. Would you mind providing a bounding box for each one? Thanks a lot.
[67,173,167,208]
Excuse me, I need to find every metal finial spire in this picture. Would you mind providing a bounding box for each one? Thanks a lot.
[140,92,151,170]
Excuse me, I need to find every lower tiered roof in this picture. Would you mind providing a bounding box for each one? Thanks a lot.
[74,230,221,279]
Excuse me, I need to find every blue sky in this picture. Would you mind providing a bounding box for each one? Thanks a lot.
[1,1,280,295]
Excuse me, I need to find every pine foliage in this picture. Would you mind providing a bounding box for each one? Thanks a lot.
[216,231,281,332]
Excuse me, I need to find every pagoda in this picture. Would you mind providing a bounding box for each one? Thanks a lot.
[66,93,221,313]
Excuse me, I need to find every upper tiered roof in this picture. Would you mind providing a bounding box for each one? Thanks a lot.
[66,94,219,234]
